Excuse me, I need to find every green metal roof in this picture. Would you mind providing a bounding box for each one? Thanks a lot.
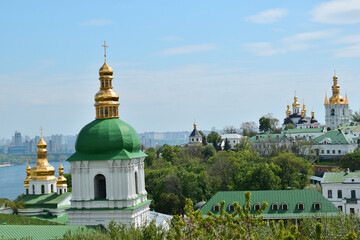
[338,123,360,132]
[31,214,69,224]
[322,171,360,183]
[249,133,285,143]
[284,128,324,134]
[313,130,358,145]
[67,119,147,161]
[15,192,71,209]
[0,225,94,240]
[200,190,339,219]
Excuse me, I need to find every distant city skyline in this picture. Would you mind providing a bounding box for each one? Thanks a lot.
[2,0,360,139]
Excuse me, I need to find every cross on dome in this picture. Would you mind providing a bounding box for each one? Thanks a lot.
[102,40,108,59]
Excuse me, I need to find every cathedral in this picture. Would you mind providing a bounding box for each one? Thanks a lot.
[282,94,320,129]
[66,43,150,226]
[324,74,350,129]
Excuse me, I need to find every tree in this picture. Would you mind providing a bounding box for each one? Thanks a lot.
[202,145,216,159]
[234,137,253,152]
[207,131,221,150]
[352,109,360,122]
[259,117,272,133]
[271,153,313,189]
[144,147,156,167]
[198,130,207,146]
[240,121,258,137]
[154,193,184,215]
[284,123,294,130]
[223,138,230,151]
[223,125,237,134]
[340,151,360,171]
[161,145,179,163]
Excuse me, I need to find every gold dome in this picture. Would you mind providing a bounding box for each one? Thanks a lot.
[57,162,67,187]
[24,161,31,187]
[286,105,291,118]
[292,95,300,107]
[29,132,56,181]
[99,61,113,76]
[193,122,197,129]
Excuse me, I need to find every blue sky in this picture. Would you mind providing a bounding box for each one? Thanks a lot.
[1,0,360,139]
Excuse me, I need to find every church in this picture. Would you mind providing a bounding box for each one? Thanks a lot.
[66,42,151,226]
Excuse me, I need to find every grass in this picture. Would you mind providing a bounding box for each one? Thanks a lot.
[0,213,63,225]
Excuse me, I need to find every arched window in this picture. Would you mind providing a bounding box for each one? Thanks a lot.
[228,204,235,211]
[109,107,112,117]
[32,185,35,194]
[331,109,335,116]
[105,80,108,87]
[41,185,45,194]
[272,203,278,211]
[314,202,321,210]
[105,107,108,117]
[100,108,104,117]
[213,204,220,212]
[135,172,139,194]
[298,203,304,210]
[102,80,104,88]
[60,189,62,195]
[254,204,260,211]
[96,108,99,118]
[94,174,106,199]
[26,189,29,195]
[282,203,288,210]
[51,184,53,193]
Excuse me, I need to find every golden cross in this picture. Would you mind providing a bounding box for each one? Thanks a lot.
[102,40,108,58]
[39,126,43,137]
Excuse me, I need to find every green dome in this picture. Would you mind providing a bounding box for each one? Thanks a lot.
[67,119,146,161]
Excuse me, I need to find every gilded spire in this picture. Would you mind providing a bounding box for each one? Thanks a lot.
[95,41,120,120]
[301,102,306,117]
[193,122,197,129]
[345,92,349,104]
[325,93,329,104]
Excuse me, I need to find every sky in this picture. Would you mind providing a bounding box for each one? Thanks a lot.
[1,0,360,139]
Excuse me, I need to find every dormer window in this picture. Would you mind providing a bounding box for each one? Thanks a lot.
[282,203,288,210]
[298,203,304,210]
[272,203,278,211]
[213,204,220,212]
[254,204,260,211]
[228,204,235,211]
[314,202,321,210]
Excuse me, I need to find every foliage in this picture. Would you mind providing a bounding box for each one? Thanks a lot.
[198,130,207,146]
[259,114,279,133]
[234,137,253,152]
[206,131,221,150]
[0,198,24,214]
[240,121,258,137]
[340,151,360,171]
[64,173,72,192]
[0,154,70,165]
[223,138,230,151]
[222,125,237,134]
[284,123,294,130]
[0,213,62,225]
[352,110,360,122]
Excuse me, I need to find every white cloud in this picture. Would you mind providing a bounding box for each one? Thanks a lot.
[282,30,339,43]
[246,8,288,24]
[161,44,216,55]
[312,0,360,24]
[334,44,360,58]
[243,42,286,56]
[336,34,360,44]
[79,19,114,26]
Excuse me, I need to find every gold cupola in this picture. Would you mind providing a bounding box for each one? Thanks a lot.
[94,41,120,120]
[301,102,307,118]
[193,122,197,129]
[24,160,31,187]
[311,110,315,118]
[292,95,300,108]
[328,74,345,104]
[57,161,67,187]
[286,104,291,118]
[29,129,57,181]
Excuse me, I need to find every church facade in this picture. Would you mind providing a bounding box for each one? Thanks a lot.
[67,44,150,226]
[325,74,350,129]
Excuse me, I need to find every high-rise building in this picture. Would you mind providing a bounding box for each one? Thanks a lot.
[324,74,350,129]
[14,131,22,146]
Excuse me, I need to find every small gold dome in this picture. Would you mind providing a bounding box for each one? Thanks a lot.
[95,89,119,102]
[99,61,113,76]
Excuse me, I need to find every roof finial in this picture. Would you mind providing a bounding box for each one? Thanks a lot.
[102,40,108,61]
[39,126,43,138]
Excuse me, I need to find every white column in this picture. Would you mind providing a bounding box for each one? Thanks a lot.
[107,160,114,200]
[84,161,90,200]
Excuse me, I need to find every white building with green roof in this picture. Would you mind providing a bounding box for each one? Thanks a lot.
[313,129,359,159]
[66,46,150,227]
[200,190,339,221]
[322,171,360,215]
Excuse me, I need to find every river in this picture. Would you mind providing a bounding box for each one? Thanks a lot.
[0,161,71,200]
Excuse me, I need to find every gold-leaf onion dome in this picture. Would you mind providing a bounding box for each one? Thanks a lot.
[30,137,56,181]
[99,61,113,76]
[95,89,119,102]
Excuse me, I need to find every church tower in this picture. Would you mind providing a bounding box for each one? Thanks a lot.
[67,42,150,227]
[324,73,350,129]
[24,130,64,195]
[189,122,202,144]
